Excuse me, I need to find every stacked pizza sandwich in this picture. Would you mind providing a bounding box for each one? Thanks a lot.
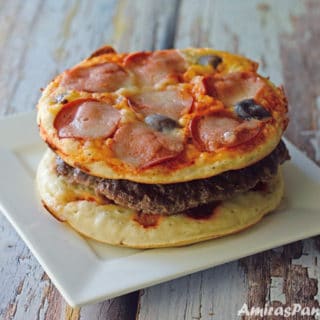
[36,46,289,248]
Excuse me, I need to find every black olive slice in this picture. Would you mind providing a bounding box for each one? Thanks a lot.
[55,94,68,104]
[145,114,179,132]
[198,54,223,68]
[235,99,271,120]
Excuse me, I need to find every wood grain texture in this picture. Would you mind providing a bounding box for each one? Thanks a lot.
[0,0,121,116]
[280,0,320,164]
[0,0,319,319]
[113,0,180,51]
[138,262,247,320]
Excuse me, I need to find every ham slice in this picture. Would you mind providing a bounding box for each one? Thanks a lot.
[190,113,262,152]
[124,50,187,86]
[54,99,121,139]
[202,72,265,106]
[112,122,184,168]
[60,62,130,93]
[128,88,193,120]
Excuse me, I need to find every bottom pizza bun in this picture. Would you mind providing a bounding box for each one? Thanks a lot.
[37,149,284,248]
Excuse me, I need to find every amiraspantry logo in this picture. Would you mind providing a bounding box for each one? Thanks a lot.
[238,303,320,318]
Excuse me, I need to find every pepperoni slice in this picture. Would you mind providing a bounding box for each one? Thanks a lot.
[60,62,130,93]
[124,50,187,86]
[88,45,116,59]
[54,99,121,139]
[112,122,184,168]
[202,72,265,106]
[128,88,193,120]
[190,113,262,152]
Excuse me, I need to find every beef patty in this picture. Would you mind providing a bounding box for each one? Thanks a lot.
[56,140,289,215]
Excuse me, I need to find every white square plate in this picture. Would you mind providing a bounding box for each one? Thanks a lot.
[0,111,319,307]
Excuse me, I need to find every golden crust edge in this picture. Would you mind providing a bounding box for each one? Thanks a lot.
[37,149,285,249]
[36,47,288,184]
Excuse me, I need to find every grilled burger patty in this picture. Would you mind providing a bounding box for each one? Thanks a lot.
[56,140,289,215]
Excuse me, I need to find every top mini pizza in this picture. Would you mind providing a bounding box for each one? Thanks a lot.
[37,46,288,184]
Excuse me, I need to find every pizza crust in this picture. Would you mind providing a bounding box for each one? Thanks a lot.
[37,149,284,248]
[37,48,288,184]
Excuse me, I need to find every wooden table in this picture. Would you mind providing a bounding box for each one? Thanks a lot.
[0,1,319,319]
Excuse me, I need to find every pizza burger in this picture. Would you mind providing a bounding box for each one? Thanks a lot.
[36,46,289,248]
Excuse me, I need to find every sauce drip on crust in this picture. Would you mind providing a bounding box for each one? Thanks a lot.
[133,213,161,228]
